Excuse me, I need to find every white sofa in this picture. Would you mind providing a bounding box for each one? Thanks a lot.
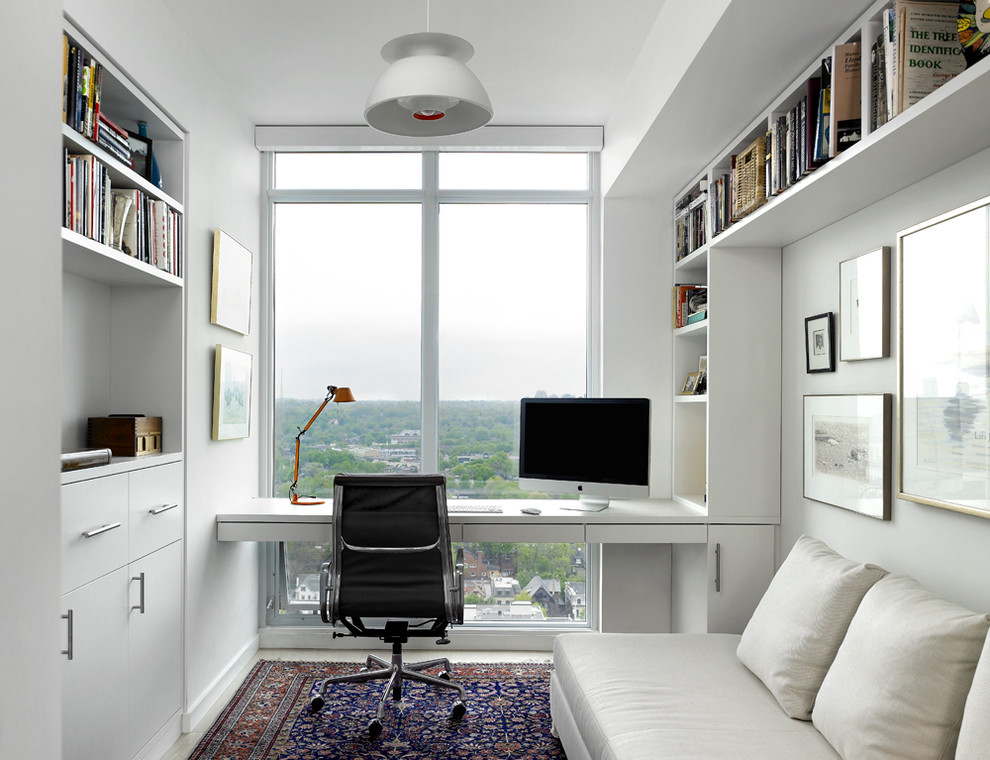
[551,536,990,760]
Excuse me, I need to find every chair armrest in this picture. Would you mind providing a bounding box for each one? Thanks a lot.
[319,559,333,624]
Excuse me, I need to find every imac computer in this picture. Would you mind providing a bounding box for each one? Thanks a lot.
[518,397,650,511]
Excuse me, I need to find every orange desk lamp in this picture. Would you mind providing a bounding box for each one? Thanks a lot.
[289,385,355,505]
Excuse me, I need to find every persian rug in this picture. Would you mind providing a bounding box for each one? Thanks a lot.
[188,660,566,759]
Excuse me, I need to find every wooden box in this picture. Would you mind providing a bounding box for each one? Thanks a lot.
[87,416,162,457]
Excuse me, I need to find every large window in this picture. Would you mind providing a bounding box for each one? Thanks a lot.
[268,150,597,628]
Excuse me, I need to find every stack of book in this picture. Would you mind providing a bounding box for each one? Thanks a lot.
[63,151,182,278]
[672,284,708,328]
[63,34,133,169]
[674,181,708,260]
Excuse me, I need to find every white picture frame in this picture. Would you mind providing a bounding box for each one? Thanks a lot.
[899,196,990,518]
[839,246,890,361]
[804,394,892,520]
[211,229,253,335]
[213,344,252,440]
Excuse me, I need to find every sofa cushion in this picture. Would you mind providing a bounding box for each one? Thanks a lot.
[813,573,990,760]
[736,535,886,719]
[552,632,841,760]
[956,626,990,760]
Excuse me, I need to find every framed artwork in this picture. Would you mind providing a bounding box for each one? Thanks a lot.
[213,344,252,440]
[804,394,892,520]
[680,371,703,395]
[839,246,890,361]
[126,130,153,181]
[211,229,253,335]
[805,312,836,373]
[899,196,990,518]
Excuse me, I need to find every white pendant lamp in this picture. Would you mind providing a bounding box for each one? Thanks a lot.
[365,31,493,137]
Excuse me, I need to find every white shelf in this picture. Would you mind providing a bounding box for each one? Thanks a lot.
[674,320,708,337]
[62,228,182,288]
[61,452,183,485]
[674,395,707,404]
[673,493,707,511]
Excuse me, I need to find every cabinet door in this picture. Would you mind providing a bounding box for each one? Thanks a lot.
[128,540,182,757]
[706,524,775,634]
[62,569,129,760]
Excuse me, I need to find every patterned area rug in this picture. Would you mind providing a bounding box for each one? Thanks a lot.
[188,660,566,759]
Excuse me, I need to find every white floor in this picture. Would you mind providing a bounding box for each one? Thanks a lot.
[162,648,553,760]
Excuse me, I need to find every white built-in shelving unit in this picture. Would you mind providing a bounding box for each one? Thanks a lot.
[59,15,186,760]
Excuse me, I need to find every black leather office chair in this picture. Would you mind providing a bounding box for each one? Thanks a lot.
[311,473,466,738]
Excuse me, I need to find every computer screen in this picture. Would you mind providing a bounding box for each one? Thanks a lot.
[518,397,650,510]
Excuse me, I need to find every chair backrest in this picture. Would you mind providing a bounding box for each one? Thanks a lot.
[328,473,460,629]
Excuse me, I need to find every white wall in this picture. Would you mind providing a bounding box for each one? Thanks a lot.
[62,0,263,726]
[0,2,64,756]
[781,145,990,614]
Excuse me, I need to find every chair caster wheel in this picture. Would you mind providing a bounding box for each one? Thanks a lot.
[368,718,383,738]
[451,700,466,721]
[310,694,325,713]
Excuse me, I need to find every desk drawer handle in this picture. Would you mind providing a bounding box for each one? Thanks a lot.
[150,502,179,516]
[61,609,74,660]
[82,522,122,539]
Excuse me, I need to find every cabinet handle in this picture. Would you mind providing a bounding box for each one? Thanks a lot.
[714,542,722,593]
[81,521,122,539]
[149,502,179,515]
[61,609,74,660]
[132,572,146,614]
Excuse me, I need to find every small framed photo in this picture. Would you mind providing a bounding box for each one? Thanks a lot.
[213,345,252,440]
[680,371,703,395]
[805,312,836,373]
[126,130,153,181]
[211,229,253,335]
[840,246,890,361]
[804,394,892,520]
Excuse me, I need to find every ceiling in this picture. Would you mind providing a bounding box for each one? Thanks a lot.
[163,0,666,128]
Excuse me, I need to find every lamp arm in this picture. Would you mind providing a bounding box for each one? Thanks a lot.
[288,386,340,504]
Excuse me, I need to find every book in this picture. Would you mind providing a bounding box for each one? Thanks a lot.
[893,0,967,116]
[813,57,832,163]
[115,188,141,257]
[829,41,861,157]
[672,284,707,328]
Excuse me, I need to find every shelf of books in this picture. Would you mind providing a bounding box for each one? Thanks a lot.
[62,19,184,287]
[672,0,990,253]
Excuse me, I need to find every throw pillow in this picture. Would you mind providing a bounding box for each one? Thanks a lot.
[813,573,990,760]
[955,624,990,760]
[736,534,886,719]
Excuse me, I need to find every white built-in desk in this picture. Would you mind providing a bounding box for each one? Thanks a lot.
[216,497,709,544]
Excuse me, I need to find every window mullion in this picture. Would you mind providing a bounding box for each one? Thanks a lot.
[422,152,440,473]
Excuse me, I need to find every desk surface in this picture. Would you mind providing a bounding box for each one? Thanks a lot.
[217,497,709,543]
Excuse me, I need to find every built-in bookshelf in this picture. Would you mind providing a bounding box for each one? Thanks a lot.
[59,17,186,760]
[668,0,990,521]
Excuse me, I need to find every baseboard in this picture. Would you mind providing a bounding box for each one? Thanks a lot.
[183,632,260,733]
[258,626,561,652]
[133,709,182,760]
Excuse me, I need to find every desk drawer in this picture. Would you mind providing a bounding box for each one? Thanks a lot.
[129,462,183,560]
[461,523,584,543]
[62,475,128,594]
[586,523,707,544]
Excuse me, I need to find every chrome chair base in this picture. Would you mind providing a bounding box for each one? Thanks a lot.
[311,647,467,738]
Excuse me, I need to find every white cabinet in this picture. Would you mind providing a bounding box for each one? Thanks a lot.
[706,525,775,633]
[61,463,183,760]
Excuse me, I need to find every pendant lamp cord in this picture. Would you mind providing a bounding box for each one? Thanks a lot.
[426,0,430,32]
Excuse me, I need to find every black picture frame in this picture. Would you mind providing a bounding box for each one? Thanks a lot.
[805,312,835,373]
[126,130,153,181]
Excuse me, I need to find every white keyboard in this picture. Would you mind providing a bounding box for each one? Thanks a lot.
[447,503,503,513]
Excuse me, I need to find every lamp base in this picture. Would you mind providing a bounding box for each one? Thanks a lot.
[290,495,326,506]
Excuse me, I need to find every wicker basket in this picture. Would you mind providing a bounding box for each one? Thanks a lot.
[732,136,767,221]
